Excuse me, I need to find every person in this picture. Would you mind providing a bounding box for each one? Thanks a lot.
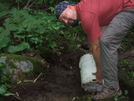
[55,0,134,100]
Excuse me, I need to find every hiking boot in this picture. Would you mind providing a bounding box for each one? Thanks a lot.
[91,87,122,101]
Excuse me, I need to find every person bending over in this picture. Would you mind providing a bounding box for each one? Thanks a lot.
[55,0,134,100]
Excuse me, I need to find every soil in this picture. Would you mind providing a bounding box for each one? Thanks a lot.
[6,49,88,101]
[5,48,134,101]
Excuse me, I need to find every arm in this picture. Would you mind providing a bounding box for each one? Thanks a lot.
[80,14,107,83]
[90,38,102,84]
[100,26,107,33]
[89,26,107,53]
[89,26,107,83]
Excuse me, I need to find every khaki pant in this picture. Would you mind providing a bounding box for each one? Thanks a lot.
[100,9,134,89]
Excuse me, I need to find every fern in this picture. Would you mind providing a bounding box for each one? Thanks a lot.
[9,8,29,23]
[1,5,85,55]
[0,0,11,10]
[0,10,9,19]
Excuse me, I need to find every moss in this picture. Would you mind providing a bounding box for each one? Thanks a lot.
[0,54,46,76]
[8,61,17,69]
[37,46,52,58]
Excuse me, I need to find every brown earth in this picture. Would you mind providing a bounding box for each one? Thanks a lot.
[5,49,88,101]
[4,47,134,101]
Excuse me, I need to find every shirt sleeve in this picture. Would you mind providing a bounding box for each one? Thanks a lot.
[81,12,102,42]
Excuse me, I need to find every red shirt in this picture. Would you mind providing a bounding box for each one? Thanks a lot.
[75,0,134,42]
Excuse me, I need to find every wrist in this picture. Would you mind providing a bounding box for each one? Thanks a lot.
[97,70,101,73]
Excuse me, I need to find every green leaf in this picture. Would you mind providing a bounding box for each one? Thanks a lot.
[14,34,25,38]
[48,41,56,48]
[124,90,128,95]
[0,85,6,95]
[4,23,18,31]
[0,29,10,36]
[0,10,9,19]
[0,30,10,49]
[7,42,30,53]
[0,36,10,49]
[0,62,6,74]
[0,27,4,32]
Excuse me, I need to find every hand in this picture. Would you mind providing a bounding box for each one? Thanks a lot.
[92,71,102,84]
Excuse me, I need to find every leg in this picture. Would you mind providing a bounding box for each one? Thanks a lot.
[92,9,134,100]
[100,9,134,89]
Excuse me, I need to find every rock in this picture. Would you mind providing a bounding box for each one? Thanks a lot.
[0,54,46,83]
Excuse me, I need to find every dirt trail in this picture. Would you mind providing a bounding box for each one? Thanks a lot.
[6,50,88,101]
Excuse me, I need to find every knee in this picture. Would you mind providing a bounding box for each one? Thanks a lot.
[100,36,111,46]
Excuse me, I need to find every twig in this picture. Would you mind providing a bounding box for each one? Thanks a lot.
[33,72,42,83]
[23,0,33,9]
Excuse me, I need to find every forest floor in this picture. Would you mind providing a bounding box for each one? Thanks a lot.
[5,47,134,101]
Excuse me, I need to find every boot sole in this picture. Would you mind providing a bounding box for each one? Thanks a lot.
[91,90,122,101]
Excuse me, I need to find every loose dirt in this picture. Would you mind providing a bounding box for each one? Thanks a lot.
[5,48,134,101]
[6,49,88,101]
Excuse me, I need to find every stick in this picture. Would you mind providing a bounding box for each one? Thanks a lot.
[33,72,42,83]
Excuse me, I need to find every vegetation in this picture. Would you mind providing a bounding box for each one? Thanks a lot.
[0,0,134,101]
[0,62,21,100]
[0,0,85,100]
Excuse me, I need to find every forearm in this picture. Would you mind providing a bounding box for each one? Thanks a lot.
[90,38,102,83]
[92,26,106,71]
[90,38,101,72]
[92,46,101,72]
